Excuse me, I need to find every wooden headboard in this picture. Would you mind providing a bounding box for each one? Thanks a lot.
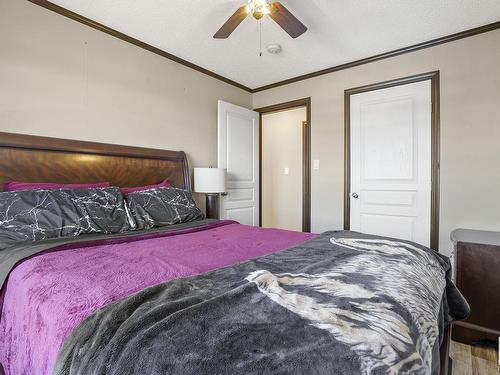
[0,132,190,191]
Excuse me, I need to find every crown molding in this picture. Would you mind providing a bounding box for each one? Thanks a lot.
[27,1,500,94]
[28,0,253,92]
[252,21,500,92]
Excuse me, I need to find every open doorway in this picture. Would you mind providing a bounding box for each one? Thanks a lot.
[255,98,311,232]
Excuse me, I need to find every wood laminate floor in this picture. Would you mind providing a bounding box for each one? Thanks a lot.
[451,341,499,375]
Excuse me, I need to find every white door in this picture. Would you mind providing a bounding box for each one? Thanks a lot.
[350,80,432,246]
[217,100,260,226]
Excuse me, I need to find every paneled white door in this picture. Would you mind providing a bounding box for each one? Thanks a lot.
[217,100,260,226]
[350,80,432,246]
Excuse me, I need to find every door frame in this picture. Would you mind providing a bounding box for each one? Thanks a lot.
[344,71,440,250]
[254,98,311,232]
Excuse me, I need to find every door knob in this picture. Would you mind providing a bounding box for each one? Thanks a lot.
[351,192,359,199]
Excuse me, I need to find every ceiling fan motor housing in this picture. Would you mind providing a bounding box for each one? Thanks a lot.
[253,10,265,20]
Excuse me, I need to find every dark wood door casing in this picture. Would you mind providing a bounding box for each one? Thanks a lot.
[344,71,440,250]
[255,98,312,232]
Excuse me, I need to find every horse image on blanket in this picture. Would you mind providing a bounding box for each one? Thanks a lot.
[247,237,446,374]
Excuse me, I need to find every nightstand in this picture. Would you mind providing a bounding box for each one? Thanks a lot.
[450,229,500,345]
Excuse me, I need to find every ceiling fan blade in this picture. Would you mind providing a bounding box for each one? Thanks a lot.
[213,5,248,39]
[269,2,307,39]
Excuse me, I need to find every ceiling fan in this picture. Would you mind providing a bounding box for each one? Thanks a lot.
[214,0,307,39]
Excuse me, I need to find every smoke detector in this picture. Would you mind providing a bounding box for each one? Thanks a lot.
[266,44,282,54]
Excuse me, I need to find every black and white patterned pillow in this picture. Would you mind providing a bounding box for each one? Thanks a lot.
[0,187,130,249]
[126,187,204,230]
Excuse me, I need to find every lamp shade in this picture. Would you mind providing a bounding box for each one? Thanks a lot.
[194,168,226,193]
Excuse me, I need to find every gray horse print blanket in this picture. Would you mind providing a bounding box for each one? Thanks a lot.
[53,231,469,375]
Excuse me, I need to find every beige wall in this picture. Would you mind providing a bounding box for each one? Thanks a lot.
[253,29,500,256]
[2,0,500,255]
[0,0,252,208]
[262,107,306,231]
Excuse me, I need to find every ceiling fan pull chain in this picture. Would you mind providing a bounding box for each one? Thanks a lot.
[259,20,262,57]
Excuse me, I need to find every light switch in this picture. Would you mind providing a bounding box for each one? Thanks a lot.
[284,167,289,175]
[313,160,320,170]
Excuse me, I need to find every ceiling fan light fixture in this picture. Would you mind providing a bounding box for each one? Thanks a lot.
[246,0,271,20]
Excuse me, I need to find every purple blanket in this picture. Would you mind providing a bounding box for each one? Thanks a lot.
[0,222,314,375]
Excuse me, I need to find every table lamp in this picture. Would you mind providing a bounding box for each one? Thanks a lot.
[194,167,226,219]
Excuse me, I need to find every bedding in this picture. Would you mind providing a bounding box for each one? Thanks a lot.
[52,231,469,375]
[3,181,111,192]
[125,187,204,230]
[0,220,315,375]
[0,187,129,250]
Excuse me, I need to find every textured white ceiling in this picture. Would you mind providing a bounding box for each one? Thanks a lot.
[48,0,500,89]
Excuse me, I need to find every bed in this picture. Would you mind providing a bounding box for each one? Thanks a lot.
[0,132,466,375]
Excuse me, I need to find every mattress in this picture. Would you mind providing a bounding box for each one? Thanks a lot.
[0,220,314,375]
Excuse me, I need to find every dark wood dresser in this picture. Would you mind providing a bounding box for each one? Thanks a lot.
[451,229,500,345]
